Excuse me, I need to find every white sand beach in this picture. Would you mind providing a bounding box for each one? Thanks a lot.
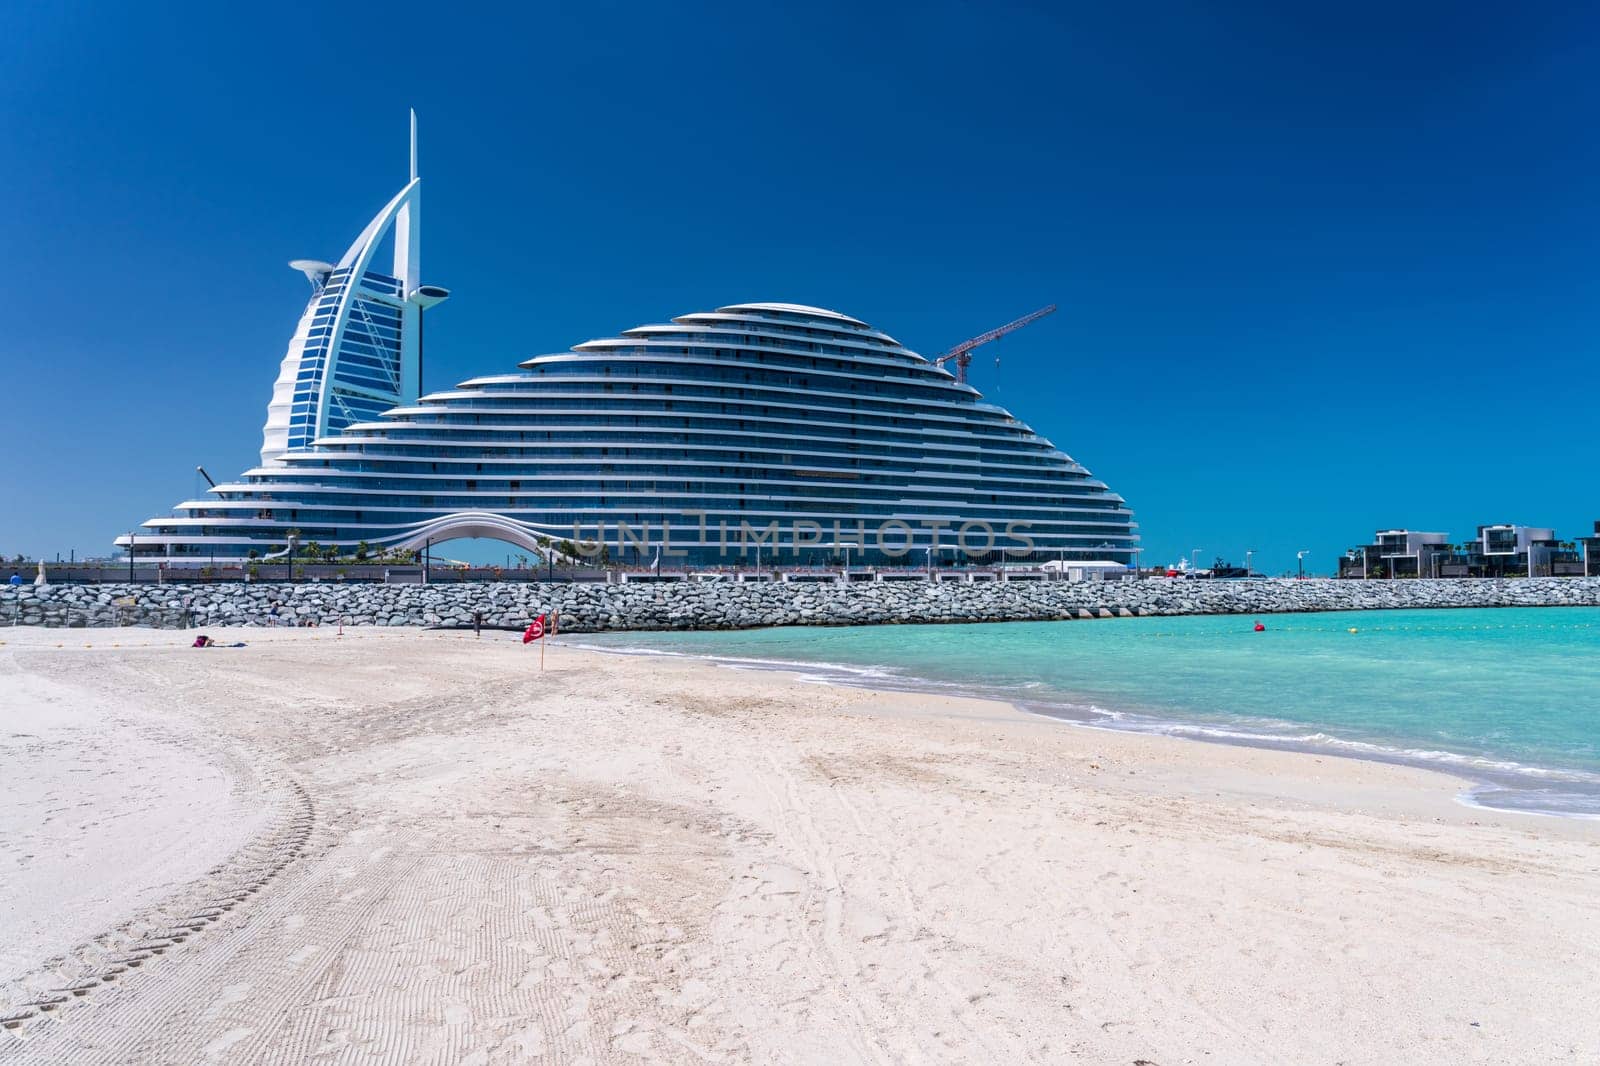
[1,625,1597,1064]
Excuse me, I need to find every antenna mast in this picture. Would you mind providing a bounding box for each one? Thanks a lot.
[409,108,418,181]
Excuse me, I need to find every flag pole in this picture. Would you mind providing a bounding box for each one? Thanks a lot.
[524,613,550,669]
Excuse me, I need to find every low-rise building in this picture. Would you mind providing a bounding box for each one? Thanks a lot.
[1472,524,1580,577]
[1340,524,1586,578]
[1338,530,1450,579]
[1579,522,1600,577]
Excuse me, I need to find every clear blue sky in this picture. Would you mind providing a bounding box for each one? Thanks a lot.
[3,2,1597,573]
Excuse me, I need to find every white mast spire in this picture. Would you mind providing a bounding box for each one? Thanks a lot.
[409,107,418,182]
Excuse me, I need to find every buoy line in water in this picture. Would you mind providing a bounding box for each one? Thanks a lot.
[1131,620,1599,638]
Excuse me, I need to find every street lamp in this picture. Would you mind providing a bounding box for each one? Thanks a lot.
[1245,549,1255,577]
[1296,549,1311,580]
[1191,547,1202,573]
[408,285,451,398]
[127,531,135,584]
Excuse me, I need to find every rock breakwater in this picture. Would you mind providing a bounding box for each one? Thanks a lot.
[6,577,1600,631]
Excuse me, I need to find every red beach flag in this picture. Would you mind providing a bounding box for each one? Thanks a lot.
[522,615,546,644]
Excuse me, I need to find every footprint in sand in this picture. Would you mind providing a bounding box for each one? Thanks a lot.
[202,1027,253,1061]
[212,983,251,1010]
[506,1024,546,1056]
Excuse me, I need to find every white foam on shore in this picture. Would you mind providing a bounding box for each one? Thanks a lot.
[1087,716,1600,784]
[571,641,906,683]
[1455,787,1600,820]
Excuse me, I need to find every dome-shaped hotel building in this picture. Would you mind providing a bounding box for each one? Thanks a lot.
[120,121,1138,570]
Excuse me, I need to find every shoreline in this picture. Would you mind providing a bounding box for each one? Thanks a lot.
[576,622,1600,821]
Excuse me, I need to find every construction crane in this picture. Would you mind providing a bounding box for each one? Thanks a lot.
[933,304,1057,384]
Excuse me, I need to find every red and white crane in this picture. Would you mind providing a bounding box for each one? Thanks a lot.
[933,304,1057,384]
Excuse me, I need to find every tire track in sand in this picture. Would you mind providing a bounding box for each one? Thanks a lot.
[749,751,903,1065]
[0,761,313,1062]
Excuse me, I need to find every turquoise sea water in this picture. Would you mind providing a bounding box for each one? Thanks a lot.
[584,606,1600,816]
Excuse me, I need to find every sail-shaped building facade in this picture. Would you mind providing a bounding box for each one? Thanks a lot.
[119,121,1138,569]
[259,111,446,466]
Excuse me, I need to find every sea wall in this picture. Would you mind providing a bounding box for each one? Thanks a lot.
[5,577,1600,631]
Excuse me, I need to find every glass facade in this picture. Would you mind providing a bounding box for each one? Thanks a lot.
[129,301,1139,566]
[285,268,406,451]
